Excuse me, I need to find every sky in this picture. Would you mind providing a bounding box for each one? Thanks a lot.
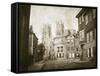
[29,5,81,43]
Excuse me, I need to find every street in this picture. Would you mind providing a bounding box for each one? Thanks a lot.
[28,59,96,71]
[42,59,96,70]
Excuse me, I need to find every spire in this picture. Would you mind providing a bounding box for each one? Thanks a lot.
[56,20,64,36]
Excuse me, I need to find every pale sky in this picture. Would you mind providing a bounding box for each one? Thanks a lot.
[29,5,81,43]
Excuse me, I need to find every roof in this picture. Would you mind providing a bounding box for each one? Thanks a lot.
[33,33,38,40]
[76,8,91,18]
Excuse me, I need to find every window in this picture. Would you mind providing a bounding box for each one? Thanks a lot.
[80,30,85,41]
[61,53,64,58]
[94,29,96,39]
[82,14,84,22]
[91,48,93,57]
[67,47,70,51]
[87,48,93,57]
[69,53,75,58]
[89,12,92,21]
[76,48,78,51]
[61,46,63,52]
[87,31,93,43]
[87,48,91,57]
[57,47,59,52]
[69,53,72,58]
[93,9,96,19]
[85,14,88,25]
[59,53,61,58]
[67,40,70,44]
[71,40,73,43]
[67,42,70,44]
[72,53,75,58]
[81,30,84,39]
[79,16,81,24]
[86,33,89,43]
[90,31,93,41]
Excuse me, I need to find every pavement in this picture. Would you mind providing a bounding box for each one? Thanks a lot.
[28,59,96,71]
[28,60,45,71]
[42,59,96,70]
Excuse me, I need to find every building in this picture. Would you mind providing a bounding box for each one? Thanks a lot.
[65,35,76,60]
[53,33,81,61]
[29,26,34,56]
[18,5,31,72]
[33,33,38,62]
[56,21,64,36]
[37,43,45,61]
[73,32,82,60]
[42,24,52,59]
[53,36,66,60]
[76,8,97,61]
[64,29,70,36]
[65,33,81,61]
[29,26,38,63]
[49,41,55,60]
[54,26,80,61]
[53,21,65,60]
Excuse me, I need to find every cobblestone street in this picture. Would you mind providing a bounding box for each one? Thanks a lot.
[28,59,96,71]
[42,59,96,70]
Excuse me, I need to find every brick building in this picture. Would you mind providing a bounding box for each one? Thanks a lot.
[53,36,66,60]
[18,4,31,72]
[76,8,97,61]
[53,29,81,61]
[29,26,38,63]
[65,34,81,60]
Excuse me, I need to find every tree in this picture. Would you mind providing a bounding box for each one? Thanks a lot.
[38,43,45,61]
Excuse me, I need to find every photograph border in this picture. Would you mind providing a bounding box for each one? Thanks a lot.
[11,2,98,73]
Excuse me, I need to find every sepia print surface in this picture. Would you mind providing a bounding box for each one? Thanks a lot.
[17,4,97,72]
